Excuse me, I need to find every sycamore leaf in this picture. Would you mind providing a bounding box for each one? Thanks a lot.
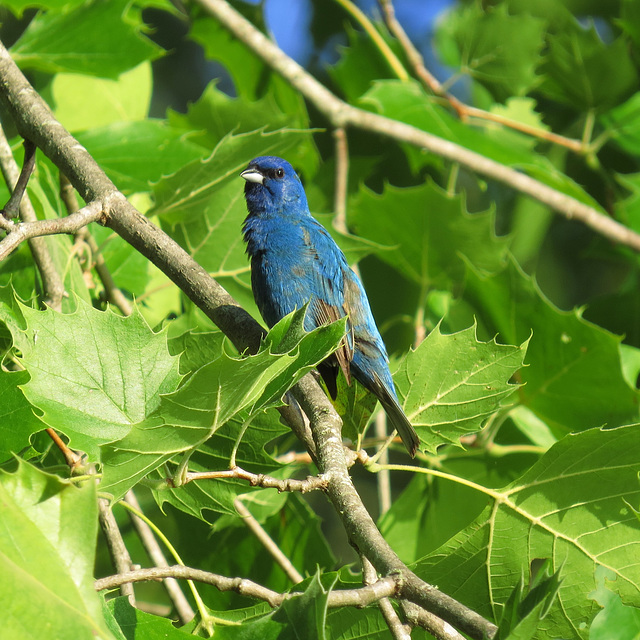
[100,308,345,501]
[15,300,181,459]
[0,461,113,640]
[11,0,161,78]
[435,2,545,101]
[395,324,526,453]
[460,259,640,434]
[414,424,640,640]
[348,181,508,288]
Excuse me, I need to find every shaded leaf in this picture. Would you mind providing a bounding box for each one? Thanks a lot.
[435,2,545,100]
[459,259,640,434]
[414,424,640,640]
[348,180,508,288]
[539,23,638,110]
[75,119,206,194]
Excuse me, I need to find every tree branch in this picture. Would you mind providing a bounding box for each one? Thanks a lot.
[377,0,584,154]
[197,0,640,252]
[234,497,304,584]
[95,565,399,608]
[0,126,66,309]
[0,199,105,260]
[362,556,411,640]
[177,466,327,493]
[0,37,496,640]
[98,497,135,604]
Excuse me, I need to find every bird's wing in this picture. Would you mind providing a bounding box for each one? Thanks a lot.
[302,221,355,386]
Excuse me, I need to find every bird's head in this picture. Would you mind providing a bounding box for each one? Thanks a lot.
[240,156,308,216]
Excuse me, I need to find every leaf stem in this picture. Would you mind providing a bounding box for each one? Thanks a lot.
[117,499,220,633]
[333,0,409,81]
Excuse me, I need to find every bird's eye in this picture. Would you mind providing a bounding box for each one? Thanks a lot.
[275,168,285,178]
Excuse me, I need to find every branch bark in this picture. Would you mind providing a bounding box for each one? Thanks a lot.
[0,37,496,640]
[95,565,400,608]
[0,126,66,309]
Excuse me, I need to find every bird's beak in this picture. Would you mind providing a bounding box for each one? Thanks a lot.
[240,168,264,185]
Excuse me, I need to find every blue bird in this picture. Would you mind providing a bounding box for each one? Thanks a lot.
[240,156,419,457]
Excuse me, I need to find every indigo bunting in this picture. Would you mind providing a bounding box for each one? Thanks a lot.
[241,156,419,457]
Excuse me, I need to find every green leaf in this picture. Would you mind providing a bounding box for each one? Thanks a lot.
[168,329,227,376]
[75,119,208,194]
[615,173,640,233]
[11,0,161,78]
[51,62,152,133]
[274,570,334,639]
[168,81,319,177]
[151,128,314,224]
[158,178,248,272]
[435,2,545,101]
[0,370,45,463]
[601,92,640,156]
[330,24,405,102]
[15,300,181,458]
[190,16,318,178]
[2,0,86,17]
[459,259,640,434]
[360,80,602,208]
[88,224,151,297]
[497,560,561,640]
[0,461,113,639]
[415,424,640,639]
[331,371,378,447]
[619,0,640,48]
[395,324,526,453]
[539,23,638,111]
[100,308,345,501]
[151,412,288,519]
[348,180,508,288]
[106,596,194,639]
[588,566,640,640]
[206,494,334,601]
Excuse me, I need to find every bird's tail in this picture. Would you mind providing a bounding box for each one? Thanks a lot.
[377,385,419,458]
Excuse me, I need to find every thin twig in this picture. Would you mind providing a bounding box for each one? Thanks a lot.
[198,0,637,252]
[59,175,133,315]
[374,412,392,517]
[95,565,399,608]
[1,138,35,219]
[98,498,135,604]
[335,0,409,81]
[362,556,411,640]
[234,497,304,584]
[377,0,583,153]
[176,466,327,493]
[402,601,467,640]
[124,491,195,625]
[333,127,349,230]
[45,428,85,472]
[0,200,105,261]
[0,125,66,310]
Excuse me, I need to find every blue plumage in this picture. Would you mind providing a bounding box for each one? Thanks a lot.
[241,156,419,457]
